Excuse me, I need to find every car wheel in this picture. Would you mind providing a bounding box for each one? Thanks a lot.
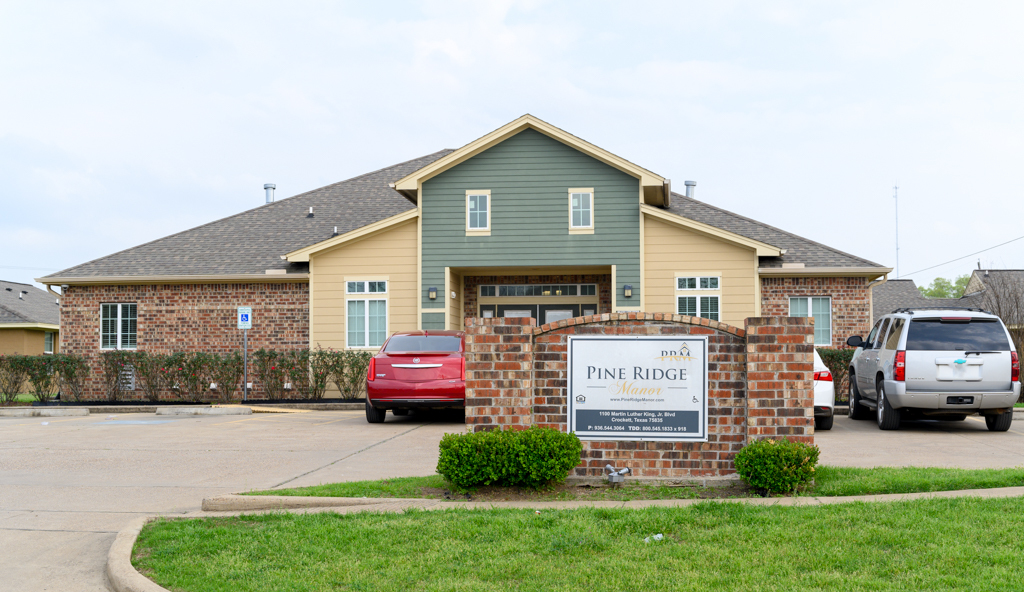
[815,415,834,431]
[876,382,901,430]
[365,400,386,424]
[392,409,409,416]
[985,412,1013,432]
[848,373,870,420]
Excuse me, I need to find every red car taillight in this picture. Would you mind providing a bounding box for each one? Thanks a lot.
[1012,351,1020,382]
[894,350,906,382]
[367,357,376,382]
[461,357,466,381]
[813,370,832,382]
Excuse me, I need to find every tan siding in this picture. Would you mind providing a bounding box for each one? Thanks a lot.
[448,271,463,330]
[642,214,758,327]
[310,220,418,352]
[0,328,47,355]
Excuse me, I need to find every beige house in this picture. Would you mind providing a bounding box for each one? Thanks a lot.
[0,281,60,355]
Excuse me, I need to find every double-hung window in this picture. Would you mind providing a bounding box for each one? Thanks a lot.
[44,332,55,354]
[677,296,719,321]
[346,281,387,348]
[790,296,832,346]
[101,303,137,350]
[466,190,491,235]
[568,188,594,232]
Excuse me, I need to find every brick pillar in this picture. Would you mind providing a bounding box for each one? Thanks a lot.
[464,317,535,432]
[744,316,815,443]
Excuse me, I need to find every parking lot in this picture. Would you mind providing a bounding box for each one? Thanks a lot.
[3,409,1024,591]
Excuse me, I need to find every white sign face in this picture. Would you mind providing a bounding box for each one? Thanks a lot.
[568,336,708,442]
[237,306,252,330]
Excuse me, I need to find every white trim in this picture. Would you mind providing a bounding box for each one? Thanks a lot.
[466,190,491,235]
[568,188,595,231]
[345,297,389,350]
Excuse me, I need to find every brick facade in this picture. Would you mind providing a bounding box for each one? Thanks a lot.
[760,276,870,348]
[464,313,813,482]
[60,283,309,400]
[462,274,612,321]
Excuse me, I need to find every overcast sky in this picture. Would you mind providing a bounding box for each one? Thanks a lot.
[3,1,1023,292]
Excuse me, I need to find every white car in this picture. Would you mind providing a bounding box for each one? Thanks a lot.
[813,349,835,430]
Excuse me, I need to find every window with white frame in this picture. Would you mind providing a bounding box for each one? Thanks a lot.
[790,296,832,345]
[347,281,387,348]
[44,332,55,354]
[677,296,719,320]
[677,276,720,290]
[569,190,593,229]
[467,192,490,231]
[101,303,137,350]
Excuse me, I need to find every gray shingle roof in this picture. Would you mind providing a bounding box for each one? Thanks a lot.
[0,281,60,325]
[870,279,983,323]
[665,194,885,269]
[44,151,452,279]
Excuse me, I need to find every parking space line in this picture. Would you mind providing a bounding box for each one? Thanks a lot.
[965,415,1024,437]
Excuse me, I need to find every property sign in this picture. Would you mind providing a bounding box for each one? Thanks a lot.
[237,306,252,330]
[568,336,708,442]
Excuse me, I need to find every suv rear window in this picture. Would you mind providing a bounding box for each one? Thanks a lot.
[905,318,1010,351]
[383,335,462,353]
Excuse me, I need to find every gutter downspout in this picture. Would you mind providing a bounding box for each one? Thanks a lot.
[866,273,889,326]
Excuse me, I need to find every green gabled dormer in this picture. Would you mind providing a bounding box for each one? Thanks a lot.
[392,114,672,329]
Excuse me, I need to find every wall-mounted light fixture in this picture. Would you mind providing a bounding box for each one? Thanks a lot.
[555,288,562,296]
[428,287,437,300]
[623,284,633,298]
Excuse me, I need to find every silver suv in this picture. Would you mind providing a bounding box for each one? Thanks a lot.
[846,308,1021,431]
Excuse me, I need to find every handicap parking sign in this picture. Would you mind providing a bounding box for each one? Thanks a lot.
[237,307,252,330]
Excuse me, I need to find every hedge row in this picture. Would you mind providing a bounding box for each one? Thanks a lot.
[0,348,372,404]
[99,348,372,402]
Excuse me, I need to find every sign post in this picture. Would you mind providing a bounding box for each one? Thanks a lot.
[567,335,709,442]
[237,307,252,401]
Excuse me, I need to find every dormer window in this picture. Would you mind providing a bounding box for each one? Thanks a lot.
[568,188,594,233]
[466,190,491,236]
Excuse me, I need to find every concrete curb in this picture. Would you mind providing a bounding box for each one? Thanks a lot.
[206,484,1024,513]
[107,516,166,592]
[202,494,392,511]
[155,407,252,416]
[0,407,89,417]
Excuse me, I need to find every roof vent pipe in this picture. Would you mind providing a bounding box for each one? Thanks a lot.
[264,183,276,204]
[684,180,696,199]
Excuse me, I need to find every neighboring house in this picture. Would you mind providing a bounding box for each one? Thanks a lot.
[39,115,890,397]
[871,279,963,323]
[0,281,60,355]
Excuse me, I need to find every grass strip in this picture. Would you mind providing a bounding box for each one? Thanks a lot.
[247,466,1024,501]
[134,497,1024,592]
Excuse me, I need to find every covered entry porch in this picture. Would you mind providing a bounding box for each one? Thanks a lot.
[443,266,617,329]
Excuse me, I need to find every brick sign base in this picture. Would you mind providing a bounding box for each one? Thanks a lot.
[464,313,814,481]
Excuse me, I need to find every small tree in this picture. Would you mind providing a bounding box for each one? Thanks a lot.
[53,353,90,403]
[25,356,59,404]
[308,346,334,400]
[284,349,311,399]
[0,355,30,405]
[100,350,136,402]
[252,349,286,400]
[978,273,1024,355]
[338,350,372,399]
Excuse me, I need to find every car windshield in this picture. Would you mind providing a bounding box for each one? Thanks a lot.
[383,335,462,353]
[905,318,1010,351]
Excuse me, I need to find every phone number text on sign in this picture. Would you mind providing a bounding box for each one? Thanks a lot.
[568,336,708,442]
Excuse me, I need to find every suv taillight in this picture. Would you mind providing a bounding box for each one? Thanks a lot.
[813,370,832,382]
[1012,352,1020,382]
[461,357,466,381]
[894,350,906,382]
[367,357,376,382]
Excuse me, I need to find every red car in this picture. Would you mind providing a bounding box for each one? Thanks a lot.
[365,330,466,423]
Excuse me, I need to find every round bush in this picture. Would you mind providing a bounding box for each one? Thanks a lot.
[437,426,583,490]
[734,438,820,495]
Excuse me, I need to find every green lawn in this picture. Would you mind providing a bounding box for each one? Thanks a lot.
[248,465,1024,501]
[134,497,1024,591]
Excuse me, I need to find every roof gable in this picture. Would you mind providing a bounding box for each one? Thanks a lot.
[392,114,671,206]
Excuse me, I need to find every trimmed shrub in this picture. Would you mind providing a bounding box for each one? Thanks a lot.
[252,349,286,399]
[0,355,30,405]
[437,427,583,490]
[283,349,310,398]
[734,438,820,495]
[338,350,372,399]
[209,352,244,403]
[133,352,168,402]
[24,356,59,403]
[307,347,333,400]
[816,347,856,403]
[100,350,136,402]
[52,353,90,403]
[166,352,213,402]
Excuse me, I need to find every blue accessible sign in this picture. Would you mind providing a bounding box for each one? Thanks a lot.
[237,307,252,330]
